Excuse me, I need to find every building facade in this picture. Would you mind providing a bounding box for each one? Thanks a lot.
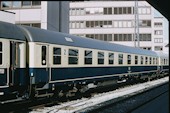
[0,10,15,23]
[0,1,69,33]
[69,1,168,53]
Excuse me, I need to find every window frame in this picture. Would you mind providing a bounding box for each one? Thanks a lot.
[53,47,61,65]
[68,49,79,65]
[127,55,131,65]
[108,53,114,65]
[118,54,123,65]
[0,42,2,65]
[135,55,138,64]
[84,50,93,65]
[98,51,104,65]
[41,46,46,65]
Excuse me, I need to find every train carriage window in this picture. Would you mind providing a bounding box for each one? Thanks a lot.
[161,59,164,64]
[69,49,78,64]
[150,57,152,64]
[0,42,2,65]
[98,52,104,64]
[53,47,61,65]
[109,53,114,64]
[42,46,46,65]
[127,55,131,64]
[156,58,158,64]
[141,56,143,64]
[135,56,138,64]
[118,54,123,64]
[85,50,92,64]
[153,58,155,65]
[145,57,148,65]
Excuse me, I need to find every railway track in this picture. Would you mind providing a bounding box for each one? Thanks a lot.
[0,76,168,113]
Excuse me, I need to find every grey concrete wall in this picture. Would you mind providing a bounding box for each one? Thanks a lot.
[47,1,69,33]
[60,1,69,33]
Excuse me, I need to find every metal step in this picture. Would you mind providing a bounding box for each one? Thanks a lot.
[0,97,23,104]
[36,88,47,91]
[35,93,53,98]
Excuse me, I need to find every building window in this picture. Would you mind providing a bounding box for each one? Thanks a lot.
[154,46,163,51]
[138,7,151,14]
[139,20,151,27]
[127,55,131,64]
[85,34,112,41]
[19,23,41,28]
[84,8,103,15]
[109,53,114,64]
[53,47,61,65]
[154,38,163,43]
[98,52,104,64]
[139,34,151,41]
[114,7,132,14]
[32,1,41,6]
[104,7,112,15]
[12,1,21,8]
[32,23,41,28]
[1,1,11,8]
[114,34,132,41]
[1,1,41,9]
[0,42,2,65]
[85,20,113,28]
[141,47,151,50]
[154,30,163,35]
[118,54,123,64]
[115,20,133,28]
[68,49,78,64]
[84,50,92,64]
[22,1,31,6]
[154,22,162,27]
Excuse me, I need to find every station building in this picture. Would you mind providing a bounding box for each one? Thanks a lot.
[0,10,15,23]
[69,1,169,53]
[0,1,69,33]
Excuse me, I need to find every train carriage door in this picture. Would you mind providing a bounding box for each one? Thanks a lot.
[41,45,50,84]
[9,41,26,86]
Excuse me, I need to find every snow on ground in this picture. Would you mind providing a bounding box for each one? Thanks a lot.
[30,77,169,113]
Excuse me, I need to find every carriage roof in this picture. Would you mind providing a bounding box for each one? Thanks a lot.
[0,21,25,41]
[19,25,158,57]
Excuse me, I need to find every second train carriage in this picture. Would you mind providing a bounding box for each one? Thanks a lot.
[0,21,169,100]
[19,25,169,97]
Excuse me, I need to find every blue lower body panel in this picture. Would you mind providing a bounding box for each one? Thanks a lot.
[0,68,28,95]
[14,68,28,85]
[51,66,157,81]
[31,66,158,84]
[0,69,7,86]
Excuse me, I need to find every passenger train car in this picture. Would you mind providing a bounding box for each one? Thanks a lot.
[0,21,169,102]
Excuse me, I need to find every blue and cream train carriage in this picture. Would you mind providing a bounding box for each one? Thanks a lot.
[0,21,169,101]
